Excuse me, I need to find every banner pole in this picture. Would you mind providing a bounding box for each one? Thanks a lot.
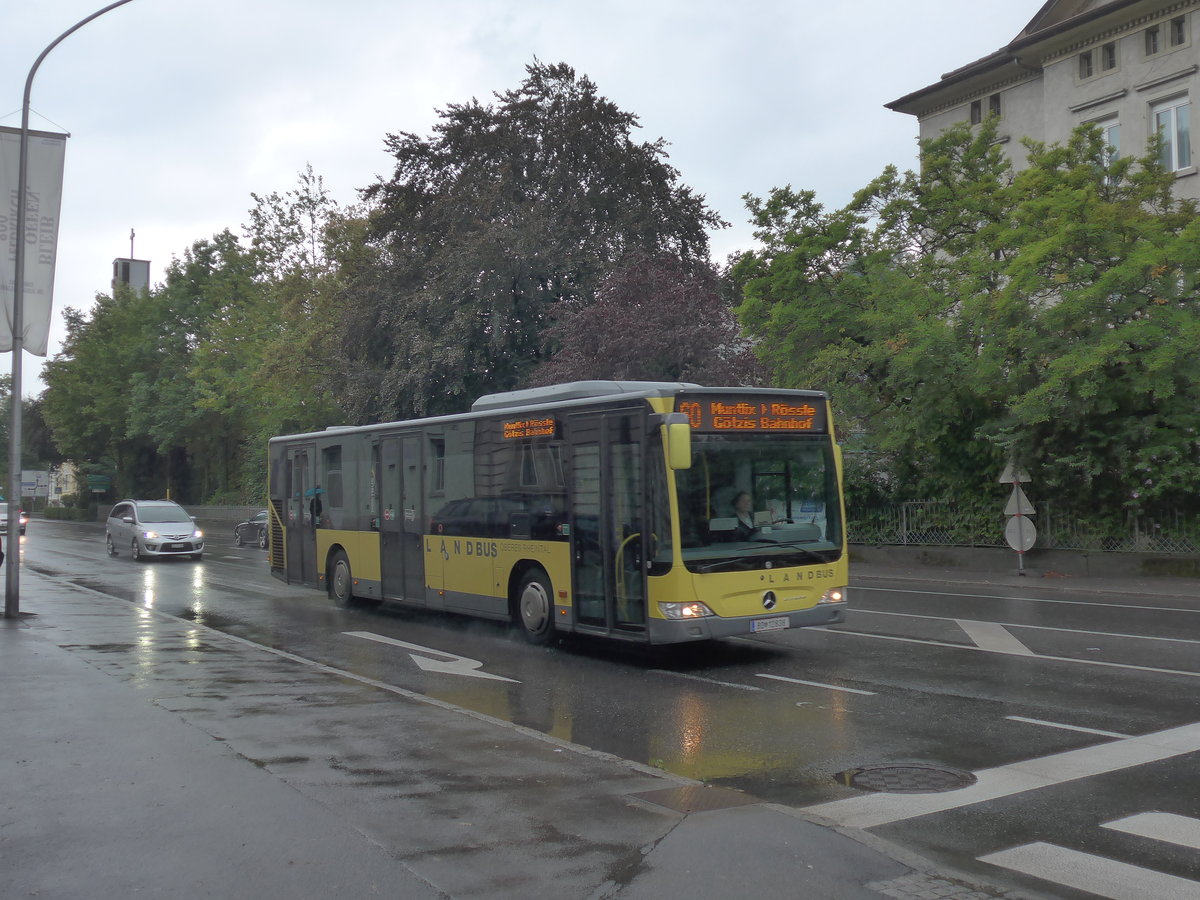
[5,0,137,618]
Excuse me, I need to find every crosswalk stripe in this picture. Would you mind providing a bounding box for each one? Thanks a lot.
[1005,715,1131,738]
[802,721,1200,829]
[979,841,1200,900]
[1103,812,1200,850]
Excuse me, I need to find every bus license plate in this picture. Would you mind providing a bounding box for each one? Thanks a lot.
[751,616,790,633]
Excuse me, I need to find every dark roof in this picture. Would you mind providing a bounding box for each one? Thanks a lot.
[887,0,1143,113]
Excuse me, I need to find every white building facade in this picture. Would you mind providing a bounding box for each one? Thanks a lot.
[888,0,1197,200]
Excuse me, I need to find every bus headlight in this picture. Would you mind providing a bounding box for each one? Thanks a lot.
[659,601,715,619]
[818,588,847,605]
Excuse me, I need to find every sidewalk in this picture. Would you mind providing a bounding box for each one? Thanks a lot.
[2,569,1026,900]
[851,553,1200,602]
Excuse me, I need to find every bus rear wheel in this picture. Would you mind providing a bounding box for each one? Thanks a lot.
[515,569,555,645]
[329,550,354,607]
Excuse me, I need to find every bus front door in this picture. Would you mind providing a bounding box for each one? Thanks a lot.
[380,435,425,604]
[285,444,319,586]
[569,410,647,638]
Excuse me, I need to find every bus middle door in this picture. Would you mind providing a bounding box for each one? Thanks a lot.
[285,444,319,587]
[568,409,648,638]
[380,435,425,604]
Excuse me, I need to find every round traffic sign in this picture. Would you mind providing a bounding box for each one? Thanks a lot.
[1005,515,1037,552]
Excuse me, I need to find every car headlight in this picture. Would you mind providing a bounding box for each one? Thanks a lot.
[142,530,160,540]
[818,588,847,605]
[658,601,716,619]
[192,529,204,539]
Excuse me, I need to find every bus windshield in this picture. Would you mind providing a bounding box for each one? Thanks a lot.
[674,433,842,572]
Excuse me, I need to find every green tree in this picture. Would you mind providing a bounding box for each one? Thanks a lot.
[43,166,349,505]
[736,120,1200,518]
[42,284,164,498]
[992,127,1200,515]
[337,60,725,421]
[21,397,62,467]
[207,168,346,498]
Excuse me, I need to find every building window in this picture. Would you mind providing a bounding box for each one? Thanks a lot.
[1146,24,1161,55]
[1170,16,1187,46]
[970,99,982,125]
[1102,42,1117,70]
[1079,51,1094,79]
[1153,97,1192,171]
[989,93,1002,118]
[1099,119,1121,166]
[1103,120,1121,162]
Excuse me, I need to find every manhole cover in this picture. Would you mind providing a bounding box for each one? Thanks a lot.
[835,764,977,794]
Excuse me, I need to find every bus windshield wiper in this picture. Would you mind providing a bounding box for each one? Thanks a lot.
[749,538,830,563]
[695,541,830,572]
[695,556,759,574]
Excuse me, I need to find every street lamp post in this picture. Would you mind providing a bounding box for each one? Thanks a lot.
[6,0,136,618]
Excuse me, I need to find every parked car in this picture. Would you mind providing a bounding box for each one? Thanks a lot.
[235,509,269,549]
[106,499,204,561]
[0,502,28,536]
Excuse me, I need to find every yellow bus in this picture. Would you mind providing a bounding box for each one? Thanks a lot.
[267,381,847,644]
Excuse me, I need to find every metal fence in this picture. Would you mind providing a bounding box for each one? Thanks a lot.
[849,499,1200,553]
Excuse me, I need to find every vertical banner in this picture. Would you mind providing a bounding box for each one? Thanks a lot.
[0,125,69,357]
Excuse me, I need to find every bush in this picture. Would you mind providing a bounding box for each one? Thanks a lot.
[43,506,97,522]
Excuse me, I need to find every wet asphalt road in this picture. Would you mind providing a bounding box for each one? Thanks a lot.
[17,519,1200,897]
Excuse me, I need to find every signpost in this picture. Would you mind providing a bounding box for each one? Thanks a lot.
[86,474,111,494]
[1000,463,1034,575]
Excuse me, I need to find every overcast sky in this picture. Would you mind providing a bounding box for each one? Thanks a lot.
[3,0,1045,396]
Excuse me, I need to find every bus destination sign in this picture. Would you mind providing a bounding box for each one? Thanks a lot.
[676,395,827,434]
[503,417,557,439]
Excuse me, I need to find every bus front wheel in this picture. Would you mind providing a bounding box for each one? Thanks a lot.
[329,550,354,607]
[515,569,555,645]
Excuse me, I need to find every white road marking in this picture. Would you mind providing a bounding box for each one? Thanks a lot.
[1005,716,1131,739]
[978,842,1200,900]
[755,673,876,695]
[956,620,1035,655]
[1103,812,1200,850]
[853,584,1200,616]
[802,721,1200,829]
[650,670,763,691]
[809,626,1200,679]
[344,631,519,682]
[857,607,1200,647]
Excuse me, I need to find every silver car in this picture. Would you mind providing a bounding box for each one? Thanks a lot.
[106,499,204,561]
[0,502,28,536]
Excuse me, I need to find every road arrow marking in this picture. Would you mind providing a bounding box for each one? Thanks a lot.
[343,631,519,682]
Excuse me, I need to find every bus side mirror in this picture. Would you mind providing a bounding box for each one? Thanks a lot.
[665,414,692,470]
